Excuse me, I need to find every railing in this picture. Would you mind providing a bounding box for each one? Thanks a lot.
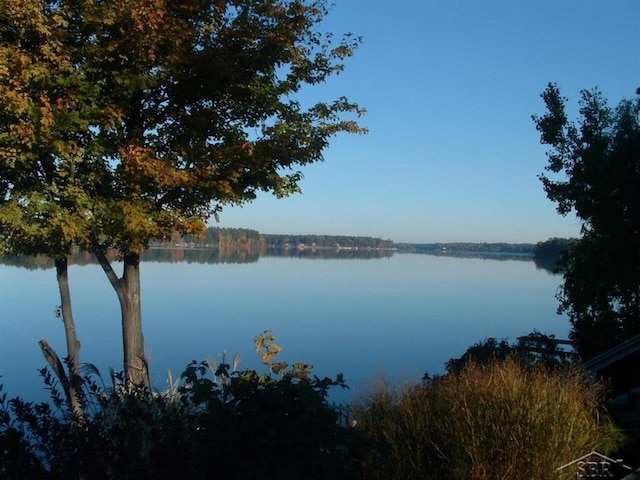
[516,333,640,374]
[515,335,577,360]
[583,334,640,373]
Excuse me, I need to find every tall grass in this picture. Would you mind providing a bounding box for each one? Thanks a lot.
[354,357,624,480]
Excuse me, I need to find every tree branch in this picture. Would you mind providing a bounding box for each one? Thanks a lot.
[39,339,68,386]
[39,339,86,424]
[94,249,122,293]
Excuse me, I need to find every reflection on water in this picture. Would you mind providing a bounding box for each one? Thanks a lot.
[0,247,262,269]
[1,247,557,271]
[0,246,396,269]
[0,252,565,405]
[532,255,563,274]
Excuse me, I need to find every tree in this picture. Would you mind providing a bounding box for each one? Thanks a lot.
[0,3,97,416]
[532,237,574,272]
[534,83,640,359]
[0,0,365,385]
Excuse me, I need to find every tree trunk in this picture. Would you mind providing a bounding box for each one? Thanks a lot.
[55,257,81,376]
[40,257,85,421]
[95,250,149,387]
[120,253,148,386]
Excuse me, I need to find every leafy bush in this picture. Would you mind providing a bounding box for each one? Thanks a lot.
[355,357,624,480]
[0,331,363,479]
[444,330,574,375]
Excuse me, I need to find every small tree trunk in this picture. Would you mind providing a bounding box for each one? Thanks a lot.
[95,250,149,387]
[55,257,81,376]
[40,257,85,422]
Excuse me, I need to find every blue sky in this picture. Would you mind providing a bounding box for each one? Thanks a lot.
[218,0,639,243]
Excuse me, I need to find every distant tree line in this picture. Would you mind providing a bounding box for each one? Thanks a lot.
[1,229,394,270]
[264,233,394,249]
[155,228,394,250]
[397,242,535,255]
[158,227,264,248]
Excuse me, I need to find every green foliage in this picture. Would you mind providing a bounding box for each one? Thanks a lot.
[534,84,640,360]
[445,330,575,374]
[0,333,362,480]
[0,0,366,256]
[533,237,572,261]
[445,337,514,373]
[355,357,624,480]
[532,237,575,272]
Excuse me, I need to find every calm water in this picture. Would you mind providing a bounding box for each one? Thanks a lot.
[0,252,567,403]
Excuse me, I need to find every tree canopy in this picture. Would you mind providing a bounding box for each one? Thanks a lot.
[534,83,640,359]
[1,0,365,253]
[0,0,365,384]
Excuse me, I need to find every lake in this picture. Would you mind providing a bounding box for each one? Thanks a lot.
[0,251,568,404]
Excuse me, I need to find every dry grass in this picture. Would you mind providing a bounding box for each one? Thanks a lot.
[354,357,624,480]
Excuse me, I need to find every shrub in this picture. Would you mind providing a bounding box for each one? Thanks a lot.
[0,331,363,479]
[354,356,624,480]
[444,330,574,375]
